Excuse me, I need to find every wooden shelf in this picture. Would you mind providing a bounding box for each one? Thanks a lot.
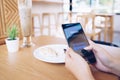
[32,0,63,4]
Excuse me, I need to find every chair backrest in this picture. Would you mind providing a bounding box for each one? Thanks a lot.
[95,14,114,42]
[32,14,41,36]
[76,14,87,30]
[57,12,64,26]
[33,13,61,36]
[95,14,113,28]
[41,13,57,36]
[76,13,96,33]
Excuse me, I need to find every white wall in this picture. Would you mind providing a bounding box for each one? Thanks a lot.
[32,2,63,14]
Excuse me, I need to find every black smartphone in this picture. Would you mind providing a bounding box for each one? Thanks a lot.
[62,23,96,64]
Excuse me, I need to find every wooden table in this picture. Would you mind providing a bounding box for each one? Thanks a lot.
[0,36,119,80]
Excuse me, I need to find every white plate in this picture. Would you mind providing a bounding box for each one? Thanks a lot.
[33,44,68,63]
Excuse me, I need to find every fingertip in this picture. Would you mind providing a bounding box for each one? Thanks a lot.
[84,45,92,50]
[88,39,93,44]
[65,48,71,58]
[66,48,73,54]
[65,50,72,64]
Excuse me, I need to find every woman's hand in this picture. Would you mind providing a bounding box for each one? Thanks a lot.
[86,40,120,76]
[85,41,113,73]
[65,48,95,80]
[65,40,120,79]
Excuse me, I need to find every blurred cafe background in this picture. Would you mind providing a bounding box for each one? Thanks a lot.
[0,0,120,46]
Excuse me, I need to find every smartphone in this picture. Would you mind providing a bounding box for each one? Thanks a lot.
[62,23,89,56]
[62,23,96,63]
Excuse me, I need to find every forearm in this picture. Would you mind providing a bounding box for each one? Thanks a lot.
[77,73,95,80]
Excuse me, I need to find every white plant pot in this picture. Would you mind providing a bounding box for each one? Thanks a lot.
[5,38,19,53]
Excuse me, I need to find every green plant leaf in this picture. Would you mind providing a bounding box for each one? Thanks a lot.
[7,24,19,40]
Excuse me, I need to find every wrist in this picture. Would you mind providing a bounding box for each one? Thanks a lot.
[77,75,95,80]
[77,70,95,80]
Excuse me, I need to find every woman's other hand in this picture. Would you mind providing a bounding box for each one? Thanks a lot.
[65,48,95,80]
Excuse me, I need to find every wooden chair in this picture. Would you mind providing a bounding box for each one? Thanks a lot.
[41,13,57,36]
[57,12,72,25]
[57,12,64,27]
[32,14,41,36]
[95,14,113,43]
[56,12,67,38]
[76,13,102,40]
[56,12,75,38]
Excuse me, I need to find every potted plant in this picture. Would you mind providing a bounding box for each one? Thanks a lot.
[5,25,19,53]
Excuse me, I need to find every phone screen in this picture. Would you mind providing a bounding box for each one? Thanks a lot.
[62,23,89,55]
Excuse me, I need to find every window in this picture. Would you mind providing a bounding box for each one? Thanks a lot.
[63,0,120,13]
[114,0,120,13]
